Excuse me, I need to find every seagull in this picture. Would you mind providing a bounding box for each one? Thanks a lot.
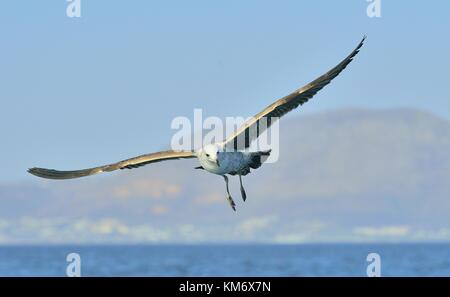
[28,37,365,211]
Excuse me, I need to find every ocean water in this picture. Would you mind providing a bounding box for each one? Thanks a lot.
[0,244,450,276]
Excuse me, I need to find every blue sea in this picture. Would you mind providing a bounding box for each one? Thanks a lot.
[1,244,450,276]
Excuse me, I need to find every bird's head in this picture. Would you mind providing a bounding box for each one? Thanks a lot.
[198,144,221,166]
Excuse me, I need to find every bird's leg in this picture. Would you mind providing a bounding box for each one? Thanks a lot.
[239,174,247,202]
[223,175,236,211]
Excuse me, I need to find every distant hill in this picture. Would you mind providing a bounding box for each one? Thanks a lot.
[1,108,450,243]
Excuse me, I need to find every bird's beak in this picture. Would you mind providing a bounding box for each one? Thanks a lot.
[215,158,220,167]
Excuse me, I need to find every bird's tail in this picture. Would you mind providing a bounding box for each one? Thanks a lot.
[248,149,271,169]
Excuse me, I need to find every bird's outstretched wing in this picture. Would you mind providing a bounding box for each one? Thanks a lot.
[28,150,195,180]
[223,36,366,150]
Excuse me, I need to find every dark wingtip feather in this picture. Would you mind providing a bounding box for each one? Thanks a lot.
[359,35,366,49]
[28,167,54,179]
[27,166,97,179]
[28,167,38,175]
[353,36,366,57]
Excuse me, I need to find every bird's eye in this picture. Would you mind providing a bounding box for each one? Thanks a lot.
[205,153,210,157]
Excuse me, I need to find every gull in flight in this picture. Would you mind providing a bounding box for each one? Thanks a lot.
[28,37,365,211]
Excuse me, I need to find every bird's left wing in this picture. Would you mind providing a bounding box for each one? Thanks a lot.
[28,150,195,180]
[223,36,365,150]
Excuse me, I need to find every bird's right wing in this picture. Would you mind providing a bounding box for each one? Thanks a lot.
[28,150,195,180]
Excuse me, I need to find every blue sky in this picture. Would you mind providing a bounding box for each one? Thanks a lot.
[1,0,449,182]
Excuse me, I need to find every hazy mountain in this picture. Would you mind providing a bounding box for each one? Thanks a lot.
[1,108,450,243]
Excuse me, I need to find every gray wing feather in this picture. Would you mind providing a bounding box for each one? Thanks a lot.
[224,36,365,150]
[28,150,195,180]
